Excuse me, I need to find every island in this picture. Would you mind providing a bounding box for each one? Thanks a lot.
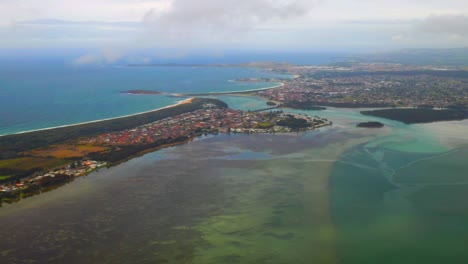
[0,98,332,205]
[357,121,384,128]
[282,102,327,111]
[121,90,162,95]
[360,109,468,124]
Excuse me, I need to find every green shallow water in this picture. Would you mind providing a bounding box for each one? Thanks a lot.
[0,97,467,264]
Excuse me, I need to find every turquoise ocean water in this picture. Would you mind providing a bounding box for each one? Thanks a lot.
[0,64,284,135]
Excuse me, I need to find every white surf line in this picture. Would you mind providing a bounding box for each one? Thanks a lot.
[0,99,193,137]
[176,82,285,97]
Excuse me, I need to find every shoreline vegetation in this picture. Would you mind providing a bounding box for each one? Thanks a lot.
[0,97,332,206]
[281,102,327,111]
[361,109,468,124]
[357,121,385,128]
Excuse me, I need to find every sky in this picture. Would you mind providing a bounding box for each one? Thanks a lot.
[1,0,467,62]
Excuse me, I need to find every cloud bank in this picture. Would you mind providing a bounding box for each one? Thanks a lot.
[2,0,468,55]
[142,0,319,41]
[418,14,468,37]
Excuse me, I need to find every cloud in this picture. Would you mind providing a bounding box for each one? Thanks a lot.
[417,14,468,37]
[5,1,468,55]
[141,0,320,42]
[18,19,141,28]
[391,35,404,42]
[72,49,124,65]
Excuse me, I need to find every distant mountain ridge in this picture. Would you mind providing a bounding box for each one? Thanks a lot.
[353,47,468,66]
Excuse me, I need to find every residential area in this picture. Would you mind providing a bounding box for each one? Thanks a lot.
[81,107,331,146]
[259,63,468,108]
[0,160,107,203]
[1,104,331,205]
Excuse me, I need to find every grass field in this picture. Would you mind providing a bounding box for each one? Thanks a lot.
[25,144,107,159]
[0,157,69,171]
[0,144,107,180]
[256,122,275,129]
[0,175,12,181]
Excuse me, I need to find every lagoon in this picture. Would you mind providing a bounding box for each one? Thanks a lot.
[1,101,467,264]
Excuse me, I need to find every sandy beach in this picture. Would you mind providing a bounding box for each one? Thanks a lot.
[1,98,195,137]
[176,82,285,97]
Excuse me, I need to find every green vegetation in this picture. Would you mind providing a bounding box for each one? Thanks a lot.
[276,116,311,129]
[0,157,70,183]
[87,136,190,163]
[357,122,384,128]
[361,109,468,124]
[0,157,68,171]
[256,122,275,129]
[0,175,11,181]
[305,101,393,108]
[283,102,327,110]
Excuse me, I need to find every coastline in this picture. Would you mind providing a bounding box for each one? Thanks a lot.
[0,98,194,137]
[0,97,227,157]
[105,136,198,168]
[0,81,285,137]
[175,82,284,97]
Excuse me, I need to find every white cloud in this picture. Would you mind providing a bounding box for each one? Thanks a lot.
[391,35,404,42]
[72,49,124,65]
[141,0,320,45]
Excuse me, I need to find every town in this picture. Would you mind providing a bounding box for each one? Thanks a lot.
[81,104,331,146]
[257,63,468,109]
[0,160,107,204]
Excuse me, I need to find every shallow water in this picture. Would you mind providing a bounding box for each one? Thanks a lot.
[1,103,467,263]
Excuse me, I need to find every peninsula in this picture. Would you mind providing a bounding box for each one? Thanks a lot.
[0,98,331,205]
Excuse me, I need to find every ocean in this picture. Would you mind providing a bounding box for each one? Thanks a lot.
[1,54,467,264]
[0,63,287,135]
